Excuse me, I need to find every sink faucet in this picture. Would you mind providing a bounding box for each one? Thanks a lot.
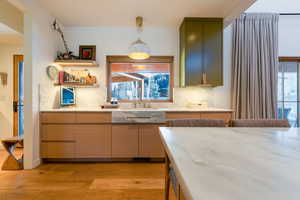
[133,101,149,108]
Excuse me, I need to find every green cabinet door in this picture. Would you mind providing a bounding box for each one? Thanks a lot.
[180,18,223,87]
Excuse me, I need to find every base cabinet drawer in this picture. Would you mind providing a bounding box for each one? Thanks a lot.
[139,125,164,158]
[76,113,111,124]
[41,142,75,158]
[42,125,75,141]
[112,125,139,158]
[41,112,76,124]
[166,112,201,120]
[74,125,111,158]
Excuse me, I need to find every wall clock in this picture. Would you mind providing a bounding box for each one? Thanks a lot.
[47,65,59,80]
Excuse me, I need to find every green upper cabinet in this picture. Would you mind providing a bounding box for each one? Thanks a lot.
[180,18,223,87]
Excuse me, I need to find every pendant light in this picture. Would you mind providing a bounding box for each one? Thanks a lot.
[128,16,150,60]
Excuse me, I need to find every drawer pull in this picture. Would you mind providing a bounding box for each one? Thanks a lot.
[42,140,76,143]
[126,117,152,119]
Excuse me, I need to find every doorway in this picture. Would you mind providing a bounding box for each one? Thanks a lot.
[13,55,24,137]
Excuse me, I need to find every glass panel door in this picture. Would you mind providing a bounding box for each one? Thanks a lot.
[18,62,24,136]
[278,61,299,127]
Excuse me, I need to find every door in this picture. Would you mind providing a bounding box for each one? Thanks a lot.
[13,55,24,136]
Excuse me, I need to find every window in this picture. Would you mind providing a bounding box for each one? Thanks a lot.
[278,58,300,127]
[107,56,174,102]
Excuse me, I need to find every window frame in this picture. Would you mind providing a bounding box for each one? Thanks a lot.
[278,57,300,127]
[106,56,174,103]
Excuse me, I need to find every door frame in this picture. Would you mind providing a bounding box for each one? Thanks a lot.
[13,55,24,136]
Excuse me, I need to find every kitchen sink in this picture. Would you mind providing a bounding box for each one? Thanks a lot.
[112,110,165,123]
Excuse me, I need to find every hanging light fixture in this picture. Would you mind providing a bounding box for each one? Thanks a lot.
[128,16,150,60]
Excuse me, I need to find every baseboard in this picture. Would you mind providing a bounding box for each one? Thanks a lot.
[32,158,41,168]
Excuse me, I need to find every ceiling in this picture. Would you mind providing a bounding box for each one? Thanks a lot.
[0,23,23,45]
[39,0,254,27]
[247,0,300,13]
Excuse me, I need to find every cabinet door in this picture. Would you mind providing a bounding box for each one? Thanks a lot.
[112,125,139,158]
[185,21,204,86]
[203,21,223,86]
[74,125,112,158]
[139,125,164,158]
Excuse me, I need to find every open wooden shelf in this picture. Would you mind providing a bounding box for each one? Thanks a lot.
[54,83,99,88]
[54,60,99,67]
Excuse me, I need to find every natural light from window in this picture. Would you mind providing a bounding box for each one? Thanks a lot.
[109,62,172,102]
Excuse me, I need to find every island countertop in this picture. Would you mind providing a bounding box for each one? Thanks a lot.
[159,127,300,200]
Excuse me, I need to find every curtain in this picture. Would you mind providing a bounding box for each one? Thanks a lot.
[232,13,279,119]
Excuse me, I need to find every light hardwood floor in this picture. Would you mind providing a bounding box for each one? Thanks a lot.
[0,150,176,200]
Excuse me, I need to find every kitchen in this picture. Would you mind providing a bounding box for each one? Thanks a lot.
[1,0,300,200]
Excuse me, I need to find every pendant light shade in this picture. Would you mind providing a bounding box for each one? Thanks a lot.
[128,39,150,60]
[128,17,150,60]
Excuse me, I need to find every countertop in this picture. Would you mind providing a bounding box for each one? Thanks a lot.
[159,127,300,200]
[40,107,234,113]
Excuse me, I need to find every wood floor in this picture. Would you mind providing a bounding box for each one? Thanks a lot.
[0,150,176,200]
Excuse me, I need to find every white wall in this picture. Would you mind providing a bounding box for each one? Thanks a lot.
[18,0,62,169]
[247,0,300,13]
[0,44,23,149]
[40,26,232,109]
[278,16,300,57]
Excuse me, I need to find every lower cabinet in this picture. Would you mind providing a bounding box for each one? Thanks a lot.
[111,124,164,158]
[112,125,139,158]
[41,125,111,159]
[42,142,75,158]
[74,125,111,158]
[139,125,164,158]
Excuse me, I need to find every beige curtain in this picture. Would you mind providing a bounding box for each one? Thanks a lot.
[232,13,279,119]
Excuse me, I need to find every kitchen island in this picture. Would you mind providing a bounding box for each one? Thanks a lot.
[159,127,300,200]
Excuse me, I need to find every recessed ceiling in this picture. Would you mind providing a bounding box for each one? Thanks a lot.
[0,23,23,45]
[39,0,255,27]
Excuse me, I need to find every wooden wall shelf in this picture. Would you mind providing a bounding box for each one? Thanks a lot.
[54,83,99,88]
[54,60,99,67]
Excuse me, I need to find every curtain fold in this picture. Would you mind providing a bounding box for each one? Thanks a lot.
[231,13,279,119]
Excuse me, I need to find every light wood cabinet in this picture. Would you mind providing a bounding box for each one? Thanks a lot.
[41,125,75,141]
[76,112,111,124]
[41,112,76,124]
[112,125,139,158]
[74,125,111,158]
[40,111,233,160]
[165,112,201,120]
[139,125,164,158]
[41,142,75,158]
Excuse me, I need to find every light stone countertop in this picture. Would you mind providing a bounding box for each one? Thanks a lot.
[40,107,233,113]
[159,127,300,200]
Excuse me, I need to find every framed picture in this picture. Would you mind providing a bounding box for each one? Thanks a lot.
[79,45,96,60]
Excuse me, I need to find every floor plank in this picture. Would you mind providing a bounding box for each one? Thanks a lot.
[0,150,176,200]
